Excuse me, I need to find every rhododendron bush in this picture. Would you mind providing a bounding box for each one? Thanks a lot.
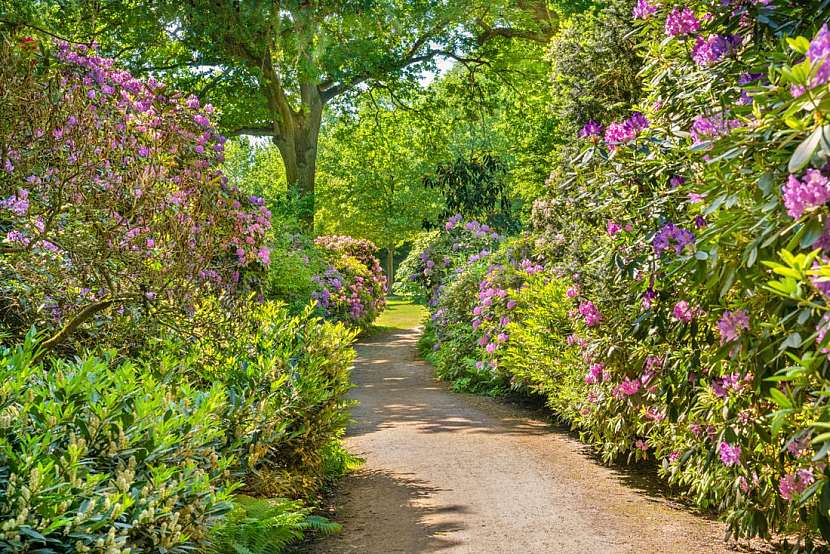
[311,235,386,328]
[0,36,270,351]
[0,35,357,552]
[418,1,830,545]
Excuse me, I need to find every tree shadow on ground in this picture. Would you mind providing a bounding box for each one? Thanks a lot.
[308,469,468,553]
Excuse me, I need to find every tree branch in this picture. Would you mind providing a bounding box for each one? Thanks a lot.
[227,126,280,137]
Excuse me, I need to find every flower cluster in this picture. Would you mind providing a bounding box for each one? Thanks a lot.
[717,309,750,344]
[604,112,650,149]
[652,223,695,255]
[781,169,830,219]
[579,120,604,139]
[690,114,741,144]
[691,34,741,66]
[665,7,700,37]
[807,23,830,89]
[633,0,658,20]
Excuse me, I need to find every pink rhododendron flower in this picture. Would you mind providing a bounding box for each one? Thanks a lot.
[632,0,658,19]
[779,469,815,501]
[613,377,641,398]
[719,442,741,466]
[578,300,602,327]
[665,7,700,37]
[782,169,830,219]
[717,310,749,343]
[672,300,695,322]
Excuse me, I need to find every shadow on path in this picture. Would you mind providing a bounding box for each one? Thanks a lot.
[311,327,765,554]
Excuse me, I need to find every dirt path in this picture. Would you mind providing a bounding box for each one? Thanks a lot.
[311,327,742,554]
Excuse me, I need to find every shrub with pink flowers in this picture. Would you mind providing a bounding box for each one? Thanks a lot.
[0,35,356,552]
[312,235,386,328]
[419,1,830,546]
[0,36,271,352]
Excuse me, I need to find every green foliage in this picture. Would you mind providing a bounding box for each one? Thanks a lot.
[0,301,356,552]
[501,277,585,419]
[265,234,328,314]
[316,101,442,250]
[207,496,340,554]
[0,331,236,552]
[424,152,516,232]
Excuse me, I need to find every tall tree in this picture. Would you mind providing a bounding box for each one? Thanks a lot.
[2,0,558,226]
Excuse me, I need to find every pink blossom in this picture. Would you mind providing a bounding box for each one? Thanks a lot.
[672,300,695,322]
[719,442,741,467]
[717,310,750,344]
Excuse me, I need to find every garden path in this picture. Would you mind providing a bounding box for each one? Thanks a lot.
[310,327,745,554]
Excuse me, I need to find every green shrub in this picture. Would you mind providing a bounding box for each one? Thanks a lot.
[500,276,584,420]
[0,332,237,553]
[265,233,328,314]
[154,299,357,500]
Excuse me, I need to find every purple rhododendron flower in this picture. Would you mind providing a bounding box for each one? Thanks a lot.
[627,112,650,132]
[653,223,695,255]
[691,114,741,144]
[691,35,741,66]
[719,442,741,466]
[717,309,750,343]
[672,300,695,322]
[579,120,604,138]
[604,122,637,148]
[807,24,830,88]
[0,189,29,216]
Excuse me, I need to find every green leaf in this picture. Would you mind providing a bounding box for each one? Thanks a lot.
[769,388,792,409]
[789,126,823,173]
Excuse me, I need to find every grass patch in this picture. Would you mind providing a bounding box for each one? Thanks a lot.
[367,296,428,334]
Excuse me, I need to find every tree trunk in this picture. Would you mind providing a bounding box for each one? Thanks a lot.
[386,246,395,293]
[274,132,318,229]
[264,63,324,230]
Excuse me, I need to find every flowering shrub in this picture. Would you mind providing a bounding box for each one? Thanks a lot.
[0,36,270,353]
[395,215,502,306]
[424,0,830,545]
[0,36,355,553]
[312,235,386,328]
[524,1,830,544]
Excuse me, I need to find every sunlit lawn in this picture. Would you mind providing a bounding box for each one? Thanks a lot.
[367,296,428,334]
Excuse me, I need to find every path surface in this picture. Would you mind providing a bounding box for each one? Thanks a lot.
[311,327,741,554]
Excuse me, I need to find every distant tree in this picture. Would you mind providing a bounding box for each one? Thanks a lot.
[424,151,517,231]
[317,99,441,285]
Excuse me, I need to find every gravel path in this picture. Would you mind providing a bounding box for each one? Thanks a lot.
[311,327,743,554]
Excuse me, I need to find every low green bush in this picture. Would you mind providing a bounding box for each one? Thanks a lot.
[0,301,356,552]
[0,332,236,552]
